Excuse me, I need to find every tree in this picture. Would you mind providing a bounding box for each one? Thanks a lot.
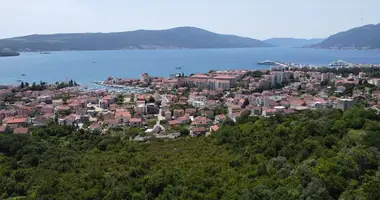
[116,94,124,106]
[242,98,249,108]
[148,96,155,103]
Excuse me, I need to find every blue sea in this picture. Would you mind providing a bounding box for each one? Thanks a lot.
[0,47,380,86]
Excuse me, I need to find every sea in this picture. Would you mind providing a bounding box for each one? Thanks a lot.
[1,47,380,88]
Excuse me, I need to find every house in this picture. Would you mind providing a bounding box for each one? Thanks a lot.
[115,111,131,123]
[190,127,207,136]
[104,119,120,128]
[179,96,188,104]
[60,114,80,126]
[201,110,214,118]
[169,120,179,127]
[146,103,159,114]
[210,125,219,132]
[178,115,190,124]
[206,100,218,109]
[102,112,115,121]
[5,117,27,129]
[192,116,212,127]
[89,122,101,133]
[135,102,146,114]
[173,109,184,119]
[56,105,71,114]
[262,108,276,117]
[250,106,262,116]
[13,127,28,134]
[130,118,142,127]
[164,111,172,120]
[215,114,226,124]
[185,108,197,116]
[102,95,115,104]
[40,105,54,114]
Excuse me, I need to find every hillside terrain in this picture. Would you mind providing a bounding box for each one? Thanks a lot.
[1,107,380,199]
[311,23,380,49]
[0,27,272,51]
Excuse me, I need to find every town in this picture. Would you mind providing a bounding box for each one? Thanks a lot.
[2,61,380,140]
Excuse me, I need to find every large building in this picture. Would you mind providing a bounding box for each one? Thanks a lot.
[321,73,336,83]
[185,74,233,90]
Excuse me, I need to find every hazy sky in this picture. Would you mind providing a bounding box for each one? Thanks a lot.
[0,0,379,40]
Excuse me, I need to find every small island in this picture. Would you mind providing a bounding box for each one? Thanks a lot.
[0,52,20,57]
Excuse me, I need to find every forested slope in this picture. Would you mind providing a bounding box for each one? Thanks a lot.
[1,107,380,199]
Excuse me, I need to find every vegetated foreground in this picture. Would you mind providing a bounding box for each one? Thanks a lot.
[1,107,380,200]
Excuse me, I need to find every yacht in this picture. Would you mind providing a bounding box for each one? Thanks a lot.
[329,60,351,67]
[257,60,279,65]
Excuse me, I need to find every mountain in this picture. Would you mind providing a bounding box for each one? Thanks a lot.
[0,27,272,51]
[311,23,380,49]
[264,38,324,47]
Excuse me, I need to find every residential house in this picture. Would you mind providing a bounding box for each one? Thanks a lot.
[89,122,101,133]
[41,105,54,114]
[115,111,131,124]
[206,100,218,109]
[201,110,214,118]
[179,96,188,104]
[130,118,142,127]
[104,119,120,128]
[5,117,27,129]
[192,116,212,127]
[210,125,220,132]
[169,120,179,127]
[262,108,276,117]
[60,114,80,126]
[146,103,159,114]
[102,112,115,121]
[215,114,226,124]
[178,115,190,124]
[173,109,184,119]
[185,108,197,116]
[190,127,207,136]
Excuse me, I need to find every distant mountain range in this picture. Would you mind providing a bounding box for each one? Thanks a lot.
[264,38,324,47]
[0,27,272,51]
[311,23,380,50]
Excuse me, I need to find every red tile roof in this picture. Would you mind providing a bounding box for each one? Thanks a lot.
[7,118,27,124]
[210,125,219,132]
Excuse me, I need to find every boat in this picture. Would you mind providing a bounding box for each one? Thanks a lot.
[257,60,279,65]
[21,74,26,76]
[329,60,351,67]
[40,52,51,54]
[92,61,96,63]
[16,79,22,82]
[175,66,182,69]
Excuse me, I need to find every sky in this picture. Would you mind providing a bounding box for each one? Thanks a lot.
[0,0,379,40]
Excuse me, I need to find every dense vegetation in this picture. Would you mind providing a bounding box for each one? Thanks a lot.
[0,27,271,52]
[2,107,380,199]
[312,23,380,49]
